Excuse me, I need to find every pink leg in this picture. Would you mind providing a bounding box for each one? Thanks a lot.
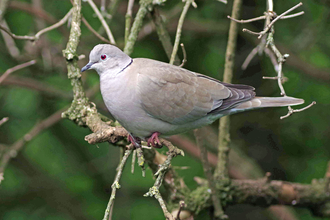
[147,132,162,148]
[127,134,141,148]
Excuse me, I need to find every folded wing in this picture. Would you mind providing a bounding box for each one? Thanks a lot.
[135,58,255,124]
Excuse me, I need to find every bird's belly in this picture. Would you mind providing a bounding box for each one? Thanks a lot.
[100,75,218,138]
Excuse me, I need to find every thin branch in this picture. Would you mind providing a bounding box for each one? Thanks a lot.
[1,75,72,99]
[151,7,180,65]
[0,117,9,126]
[136,147,146,176]
[100,0,106,13]
[214,0,242,182]
[8,1,57,24]
[264,47,279,71]
[85,0,116,45]
[280,101,316,120]
[143,139,184,219]
[267,0,273,11]
[0,108,64,173]
[0,60,36,85]
[0,8,72,41]
[228,11,304,24]
[179,43,187,67]
[125,0,135,46]
[242,28,260,36]
[227,15,266,23]
[124,2,150,55]
[194,129,226,219]
[281,11,304,19]
[217,0,227,4]
[259,2,303,39]
[175,201,186,219]
[131,149,136,173]
[169,0,195,65]
[241,47,258,70]
[82,17,110,43]
[241,3,303,39]
[0,20,20,58]
[0,0,9,22]
[103,147,133,220]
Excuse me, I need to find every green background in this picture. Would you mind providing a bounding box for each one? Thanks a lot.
[0,0,329,219]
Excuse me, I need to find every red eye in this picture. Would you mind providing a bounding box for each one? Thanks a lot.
[101,54,107,60]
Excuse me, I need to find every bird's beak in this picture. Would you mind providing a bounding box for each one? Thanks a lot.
[81,62,93,72]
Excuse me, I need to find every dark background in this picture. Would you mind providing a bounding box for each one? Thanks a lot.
[0,0,329,219]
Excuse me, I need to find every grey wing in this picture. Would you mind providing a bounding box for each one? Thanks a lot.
[136,59,255,124]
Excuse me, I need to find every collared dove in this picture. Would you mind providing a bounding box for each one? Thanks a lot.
[81,44,304,147]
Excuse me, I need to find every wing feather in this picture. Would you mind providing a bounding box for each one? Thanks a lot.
[134,58,255,124]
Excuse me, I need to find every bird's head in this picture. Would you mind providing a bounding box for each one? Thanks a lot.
[81,44,132,76]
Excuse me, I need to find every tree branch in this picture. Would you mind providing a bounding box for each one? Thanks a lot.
[0,108,64,174]
[194,129,226,219]
[169,0,195,65]
[85,0,116,45]
[214,0,242,182]
[103,147,133,220]
[151,7,180,65]
[0,8,72,41]
[82,16,111,44]
[0,60,36,85]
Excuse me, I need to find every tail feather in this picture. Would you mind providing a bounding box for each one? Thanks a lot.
[235,96,304,110]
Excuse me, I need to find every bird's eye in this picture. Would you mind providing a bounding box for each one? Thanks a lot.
[101,54,107,60]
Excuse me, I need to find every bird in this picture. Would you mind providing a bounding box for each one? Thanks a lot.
[81,44,304,148]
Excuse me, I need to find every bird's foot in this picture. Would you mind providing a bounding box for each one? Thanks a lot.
[128,134,141,148]
[147,132,162,148]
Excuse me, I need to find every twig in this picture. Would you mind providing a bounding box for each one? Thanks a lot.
[0,108,64,173]
[8,1,58,24]
[194,129,226,219]
[151,7,180,64]
[280,101,316,120]
[0,117,9,126]
[85,0,116,45]
[0,20,20,58]
[144,140,184,220]
[131,149,136,173]
[0,8,72,41]
[82,17,110,43]
[258,2,303,39]
[228,12,304,24]
[227,15,266,23]
[281,11,304,19]
[124,2,150,55]
[0,60,36,85]
[136,147,145,177]
[234,1,313,119]
[144,154,173,219]
[241,2,303,39]
[214,0,242,182]
[217,0,227,4]
[264,47,279,71]
[169,0,195,65]
[100,0,106,13]
[1,75,72,99]
[265,31,315,118]
[0,0,9,22]
[176,201,186,220]
[103,147,133,220]
[241,47,258,70]
[125,0,135,46]
[106,0,120,22]
[179,43,187,67]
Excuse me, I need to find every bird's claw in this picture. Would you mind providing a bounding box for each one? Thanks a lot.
[147,132,162,148]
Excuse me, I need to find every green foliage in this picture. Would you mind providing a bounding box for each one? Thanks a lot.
[0,0,329,220]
